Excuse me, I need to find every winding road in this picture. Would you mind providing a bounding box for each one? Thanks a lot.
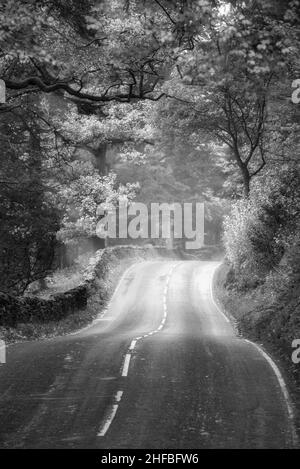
[0,260,296,448]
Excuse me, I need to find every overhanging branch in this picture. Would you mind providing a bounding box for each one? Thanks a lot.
[3,77,165,103]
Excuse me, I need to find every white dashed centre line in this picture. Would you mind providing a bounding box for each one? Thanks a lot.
[121,354,132,377]
[97,262,180,437]
[97,390,124,437]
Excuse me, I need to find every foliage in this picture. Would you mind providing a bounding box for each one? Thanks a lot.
[223,166,300,287]
[0,102,60,293]
[0,0,172,104]
[56,164,138,243]
[0,0,299,297]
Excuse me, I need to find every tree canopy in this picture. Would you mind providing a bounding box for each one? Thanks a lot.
[0,0,299,292]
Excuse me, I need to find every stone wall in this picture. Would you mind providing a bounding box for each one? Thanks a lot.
[0,245,180,328]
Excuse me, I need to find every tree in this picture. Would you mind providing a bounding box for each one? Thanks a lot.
[151,0,300,195]
[55,100,157,174]
[0,0,172,106]
[223,164,300,287]
[0,100,60,293]
[56,164,138,244]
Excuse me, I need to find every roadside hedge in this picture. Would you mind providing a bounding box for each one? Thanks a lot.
[0,245,179,327]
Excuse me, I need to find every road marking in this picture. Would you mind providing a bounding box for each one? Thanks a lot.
[210,264,297,446]
[210,265,230,323]
[97,405,118,436]
[121,354,132,377]
[115,390,123,402]
[111,264,137,299]
[129,340,137,351]
[97,261,181,437]
[120,262,180,374]
[244,339,298,447]
[97,390,123,437]
[69,263,139,337]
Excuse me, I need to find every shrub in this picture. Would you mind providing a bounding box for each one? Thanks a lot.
[223,167,300,288]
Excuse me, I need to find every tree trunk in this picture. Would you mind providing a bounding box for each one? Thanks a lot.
[241,166,250,197]
[232,147,250,197]
[95,143,109,174]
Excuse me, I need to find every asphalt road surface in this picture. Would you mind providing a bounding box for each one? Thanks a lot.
[0,261,297,448]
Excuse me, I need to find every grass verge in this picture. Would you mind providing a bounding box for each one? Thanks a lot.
[213,261,300,444]
[0,256,135,344]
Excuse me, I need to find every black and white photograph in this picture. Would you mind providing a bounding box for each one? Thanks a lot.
[0,0,299,456]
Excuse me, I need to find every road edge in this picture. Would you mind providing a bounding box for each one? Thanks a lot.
[211,262,299,448]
